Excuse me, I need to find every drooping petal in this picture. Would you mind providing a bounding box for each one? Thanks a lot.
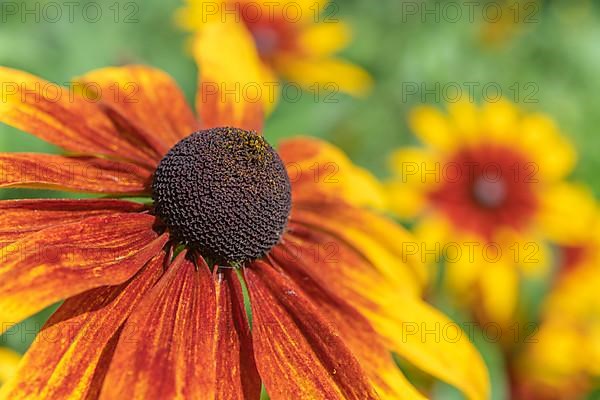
[245,261,378,400]
[0,153,152,194]
[278,137,385,209]
[100,255,260,399]
[0,199,145,246]
[268,254,425,399]
[75,65,199,158]
[0,252,166,400]
[364,296,491,400]
[193,21,264,132]
[0,67,156,166]
[0,213,168,334]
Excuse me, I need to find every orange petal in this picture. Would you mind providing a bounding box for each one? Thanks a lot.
[0,348,20,385]
[0,67,156,166]
[268,255,425,399]
[0,199,145,246]
[100,255,260,399]
[282,214,490,399]
[291,203,427,290]
[75,65,199,158]
[0,213,168,334]
[0,153,152,194]
[280,215,419,315]
[245,261,378,400]
[193,22,264,132]
[278,137,386,209]
[214,270,261,399]
[0,252,166,400]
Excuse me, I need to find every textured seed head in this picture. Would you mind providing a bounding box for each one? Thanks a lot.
[152,127,291,265]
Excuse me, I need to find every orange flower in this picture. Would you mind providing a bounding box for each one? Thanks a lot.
[0,23,488,400]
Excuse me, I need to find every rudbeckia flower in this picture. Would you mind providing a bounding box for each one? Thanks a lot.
[0,23,487,400]
[0,348,20,387]
[385,100,585,324]
[176,0,373,109]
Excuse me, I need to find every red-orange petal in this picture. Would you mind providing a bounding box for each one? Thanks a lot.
[214,270,261,399]
[0,252,166,400]
[245,261,378,400]
[279,221,408,313]
[268,251,425,399]
[75,65,199,158]
[0,67,156,166]
[0,213,168,334]
[0,153,152,194]
[278,137,385,209]
[0,199,145,246]
[193,22,264,132]
[100,254,258,399]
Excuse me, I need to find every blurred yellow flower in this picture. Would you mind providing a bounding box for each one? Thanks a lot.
[176,0,373,111]
[513,211,600,398]
[0,348,20,387]
[385,100,591,325]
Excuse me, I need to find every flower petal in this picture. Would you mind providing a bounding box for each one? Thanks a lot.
[99,252,215,399]
[75,65,198,158]
[245,261,378,400]
[279,137,385,209]
[0,213,168,334]
[0,199,145,246]
[214,270,261,399]
[0,348,20,386]
[517,113,577,182]
[0,67,156,166]
[297,21,352,58]
[408,106,455,151]
[275,56,373,97]
[280,209,490,400]
[365,297,491,400]
[290,204,426,295]
[0,153,152,194]
[268,254,425,399]
[537,182,597,246]
[100,255,260,399]
[0,252,165,400]
[193,22,265,132]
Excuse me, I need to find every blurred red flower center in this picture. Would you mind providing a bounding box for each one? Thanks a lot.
[472,176,507,208]
[241,12,298,60]
[428,143,539,239]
